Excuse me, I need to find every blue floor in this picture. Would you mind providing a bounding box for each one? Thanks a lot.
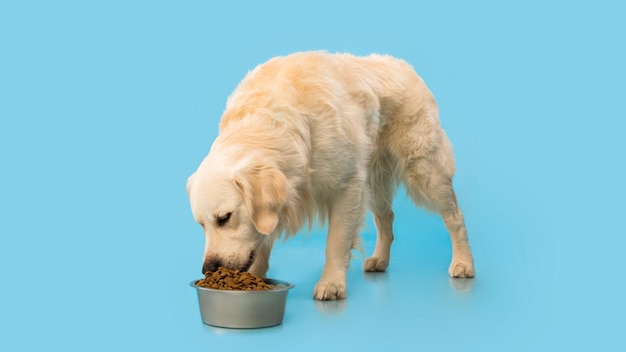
[2,1,625,351]
[177,183,559,351]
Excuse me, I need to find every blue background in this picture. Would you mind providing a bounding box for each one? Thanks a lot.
[1,0,625,351]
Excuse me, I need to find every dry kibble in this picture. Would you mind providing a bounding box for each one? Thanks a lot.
[196,267,275,291]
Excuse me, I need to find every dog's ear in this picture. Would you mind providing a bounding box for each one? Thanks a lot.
[235,165,288,235]
[186,173,195,197]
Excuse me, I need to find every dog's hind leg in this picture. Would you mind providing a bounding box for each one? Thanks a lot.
[314,181,367,300]
[387,100,474,277]
[364,149,396,272]
[440,191,474,278]
[401,140,475,278]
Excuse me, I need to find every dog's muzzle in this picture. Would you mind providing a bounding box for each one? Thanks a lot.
[202,259,222,275]
[202,251,255,274]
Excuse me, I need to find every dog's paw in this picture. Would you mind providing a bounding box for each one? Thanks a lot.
[313,281,347,300]
[448,259,475,278]
[363,256,389,272]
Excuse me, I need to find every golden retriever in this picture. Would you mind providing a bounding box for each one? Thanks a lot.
[187,51,474,300]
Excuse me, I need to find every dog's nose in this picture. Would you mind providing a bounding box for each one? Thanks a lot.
[202,259,221,275]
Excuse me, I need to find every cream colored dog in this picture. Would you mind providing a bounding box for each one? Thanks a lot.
[187,51,474,300]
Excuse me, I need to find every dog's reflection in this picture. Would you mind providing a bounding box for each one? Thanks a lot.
[314,298,347,314]
[363,271,389,283]
[448,277,475,294]
[363,271,391,304]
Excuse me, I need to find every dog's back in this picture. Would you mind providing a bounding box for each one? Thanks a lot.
[220,52,448,177]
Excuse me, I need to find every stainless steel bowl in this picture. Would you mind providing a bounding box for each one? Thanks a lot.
[190,278,295,328]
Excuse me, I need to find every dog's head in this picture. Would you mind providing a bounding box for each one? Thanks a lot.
[187,154,290,274]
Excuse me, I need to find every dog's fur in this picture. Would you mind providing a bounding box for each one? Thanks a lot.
[187,51,474,300]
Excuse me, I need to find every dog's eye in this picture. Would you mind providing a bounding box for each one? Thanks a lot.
[216,212,232,226]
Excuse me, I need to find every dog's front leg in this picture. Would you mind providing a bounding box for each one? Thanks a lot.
[314,184,365,300]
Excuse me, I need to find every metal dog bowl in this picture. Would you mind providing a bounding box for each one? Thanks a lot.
[190,278,295,328]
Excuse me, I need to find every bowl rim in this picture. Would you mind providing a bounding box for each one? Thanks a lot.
[189,277,295,293]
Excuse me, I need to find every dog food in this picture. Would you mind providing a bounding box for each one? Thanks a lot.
[196,267,275,291]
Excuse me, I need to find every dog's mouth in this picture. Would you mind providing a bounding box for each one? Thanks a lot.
[241,250,256,272]
[202,250,256,274]
[234,251,256,271]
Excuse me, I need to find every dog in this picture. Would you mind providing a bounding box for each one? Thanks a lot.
[187,51,474,300]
